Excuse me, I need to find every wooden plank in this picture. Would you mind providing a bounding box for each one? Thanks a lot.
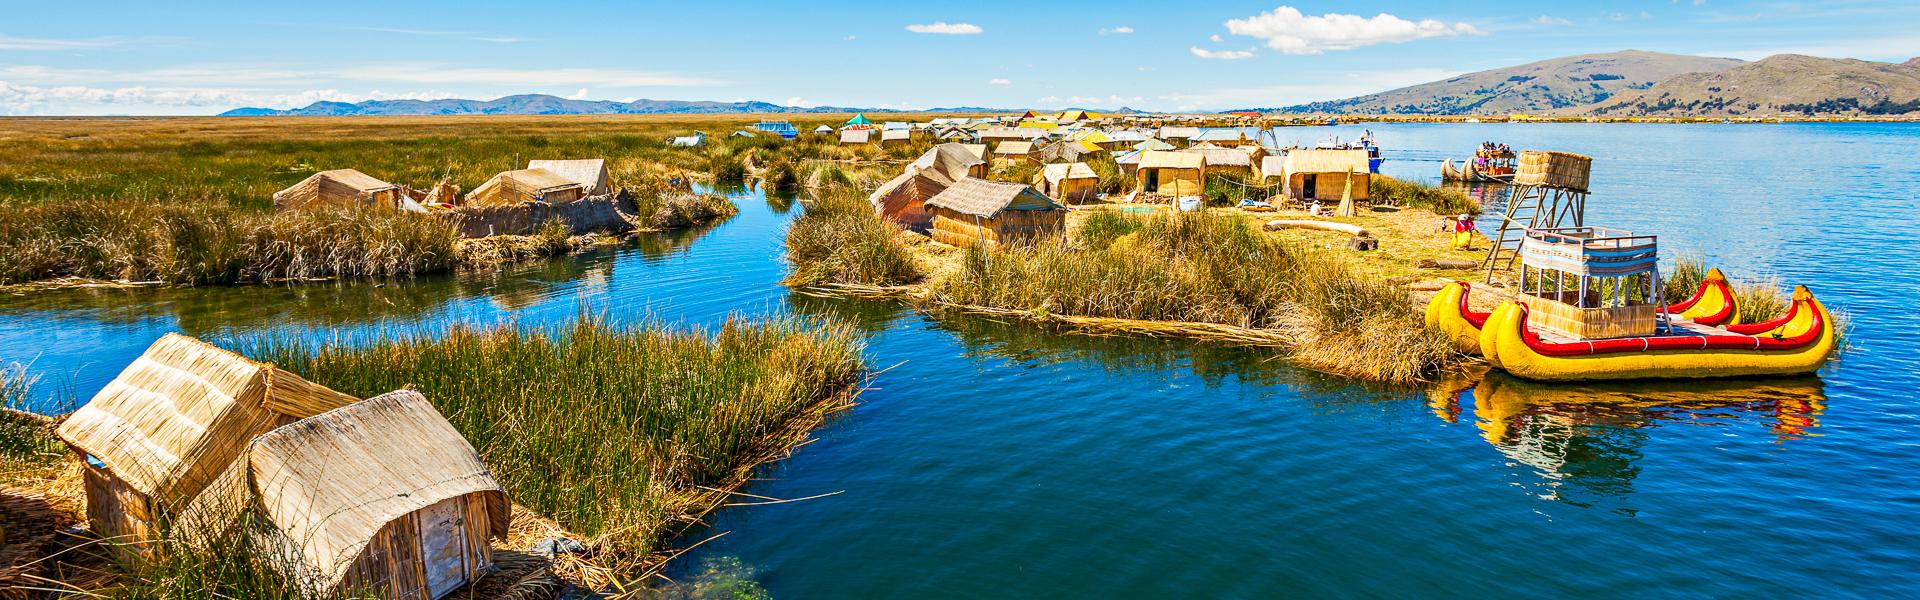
[418,498,470,599]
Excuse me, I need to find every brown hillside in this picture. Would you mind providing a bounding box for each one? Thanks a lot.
[1582,54,1920,116]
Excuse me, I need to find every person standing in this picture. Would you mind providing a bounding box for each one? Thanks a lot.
[1450,213,1475,250]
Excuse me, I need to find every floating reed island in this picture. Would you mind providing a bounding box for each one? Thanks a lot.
[0,315,866,596]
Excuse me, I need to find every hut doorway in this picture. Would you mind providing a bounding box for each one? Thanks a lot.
[419,497,471,598]
[1143,169,1160,193]
[1302,174,1318,199]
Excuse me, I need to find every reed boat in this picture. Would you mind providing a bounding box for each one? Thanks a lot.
[1441,157,1515,183]
[1477,286,1835,381]
[1425,227,1836,381]
[1425,267,1743,354]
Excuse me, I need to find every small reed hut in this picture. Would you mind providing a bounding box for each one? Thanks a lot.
[1185,147,1258,179]
[52,334,359,561]
[993,141,1035,166]
[1036,162,1099,203]
[526,159,612,196]
[1133,150,1206,199]
[839,129,874,145]
[880,128,912,147]
[246,389,508,600]
[923,178,1067,249]
[869,170,951,232]
[467,168,587,207]
[1280,149,1371,205]
[272,169,411,212]
[910,143,988,180]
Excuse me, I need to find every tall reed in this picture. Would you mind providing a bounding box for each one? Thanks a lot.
[784,191,922,287]
[1369,175,1479,214]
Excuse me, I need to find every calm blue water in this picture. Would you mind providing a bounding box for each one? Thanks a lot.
[4,123,1917,597]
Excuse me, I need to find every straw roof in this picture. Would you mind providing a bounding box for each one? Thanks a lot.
[909,143,985,181]
[1186,147,1252,168]
[1157,126,1200,139]
[839,129,873,144]
[526,159,611,196]
[960,144,988,161]
[469,168,584,206]
[924,178,1063,219]
[980,127,1044,140]
[881,129,911,141]
[54,334,358,506]
[995,141,1034,155]
[1041,162,1098,184]
[248,389,507,590]
[271,169,400,211]
[1283,148,1371,174]
[1260,155,1287,181]
[1137,150,1205,170]
[1113,150,1143,166]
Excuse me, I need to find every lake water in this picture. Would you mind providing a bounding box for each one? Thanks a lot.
[5,123,1917,597]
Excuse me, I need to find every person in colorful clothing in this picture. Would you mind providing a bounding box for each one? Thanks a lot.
[1449,213,1475,250]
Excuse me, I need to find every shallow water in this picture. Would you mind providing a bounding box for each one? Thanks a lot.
[5,123,1917,597]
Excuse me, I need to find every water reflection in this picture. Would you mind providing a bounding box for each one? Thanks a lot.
[1432,374,1826,509]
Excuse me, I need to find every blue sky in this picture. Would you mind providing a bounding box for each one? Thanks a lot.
[2,0,1916,115]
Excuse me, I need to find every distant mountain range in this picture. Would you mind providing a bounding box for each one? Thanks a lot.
[1251,49,1920,117]
[221,95,877,116]
[1582,54,1920,116]
[1256,50,1746,115]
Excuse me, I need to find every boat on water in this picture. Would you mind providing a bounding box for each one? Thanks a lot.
[1443,142,1516,183]
[1312,130,1384,173]
[1424,228,1836,381]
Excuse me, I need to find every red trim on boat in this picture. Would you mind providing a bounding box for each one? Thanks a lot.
[1515,300,1822,357]
[1456,282,1490,328]
[1668,279,1735,326]
[1725,303,1801,336]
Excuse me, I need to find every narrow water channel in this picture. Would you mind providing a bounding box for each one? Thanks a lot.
[4,123,1915,596]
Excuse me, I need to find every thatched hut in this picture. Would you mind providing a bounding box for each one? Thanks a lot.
[960,144,988,162]
[910,143,987,181]
[880,128,912,147]
[1280,149,1371,203]
[1036,162,1099,203]
[1134,150,1206,198]
[923,178,1066,249]
[839,129,873,145]
[467,168,587,207]
[1185,147,1258,179]
[272,169,412,212]
[526,159,612,196]
[1157,126,1200,147]
[993,141,1034,166]
[246,389,507,600]
[52,334,359,561]
[869,170,951,232]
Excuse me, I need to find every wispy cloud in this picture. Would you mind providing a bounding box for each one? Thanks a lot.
[1100,26,1135,35]
[0,63,724,89]
[989,78,1012,85]
[1037,94,1145,108]
[0,35,122,51]
[0,81,457,115]
[1155,67,1461,111]
[906,22,983,35]
[1190,47,1256,60]
[1223,6,1483,54]
[1532,15,1572,26]
[348,26,530,43]
[471,36,526,43]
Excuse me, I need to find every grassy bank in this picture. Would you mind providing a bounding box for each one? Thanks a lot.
[1369,175,1480,214]
[787,194,1459,383]
[236,315,866,579]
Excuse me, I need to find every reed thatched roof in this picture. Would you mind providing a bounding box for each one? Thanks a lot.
[881,129,912,141]
[1133,139,1175,152]
[1283,148,1371,174]
[1040,162,1098,184]
[1157,126,1200,139]
[54,334,358,506]
[526,159,611,196]
[248,389,507,590]
[1260,155,1287,181]
[1185,147,1252,168]
[909,143,984,181]
[1138,150,1205,170]
[960,144,988,161]
[924,178,1063,219]
[839,129,872,144]
[995,141,1034,155]
[271,169,401,212]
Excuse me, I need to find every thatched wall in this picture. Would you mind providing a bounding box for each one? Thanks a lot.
[928,207,1064,249]
[441,194,636,238]
[1287,172,1370,202]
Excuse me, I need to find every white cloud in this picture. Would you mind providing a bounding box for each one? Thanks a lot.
[1532,15,1572,26]
[784,97,813,108]
[568,88,590,100]
[1100,26,1135,35]
[905,22,983,35]
[1190,47,1256,60]
[0,35,120,51]
[1210,34,1224,42]
[844,35,858,41]
[0,81,460,115]
[1154,67,1461,111]
[1223,6,1483,54]
[989,78,1012,85]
